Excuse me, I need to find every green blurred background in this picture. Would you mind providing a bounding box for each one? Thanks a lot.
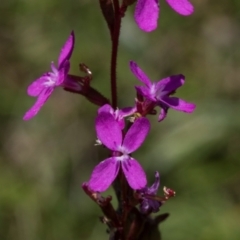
[1,0,240,239]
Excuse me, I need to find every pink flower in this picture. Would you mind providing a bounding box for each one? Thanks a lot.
[134,0,194,32]
[88,112,150,192]
[23,31,75,120]
[130,61,196,121]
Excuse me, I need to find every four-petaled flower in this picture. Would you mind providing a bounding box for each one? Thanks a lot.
[139,171,162,214]
[130,61,196,121]
[134,0,194,32]
[23,31,75,120]
[88,111,150,192]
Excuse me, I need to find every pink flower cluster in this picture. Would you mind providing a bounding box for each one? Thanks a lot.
[23,0,195,217]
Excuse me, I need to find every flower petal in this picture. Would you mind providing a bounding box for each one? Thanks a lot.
[135,86,156,102]
[117,106,137,130]
[130,61,152,87]
[27,75,49,97]
[58,31,75,69]
[122,158,147,189]
[97,105,136,131]
[23,87,54,120]
[140,198,162,213]
[158,106,168,122]
[161,96,196,113]
[123,117,150,153]
[57,60,70,86]
[119,106,136,118]
[155,74,185,96]
[95,112,122,151]
[51,62,58,74]
[98,104,113,114]
[166,0,194,16]
[88,157,120,192]
[147,171,160,195]
[134,0,159,32]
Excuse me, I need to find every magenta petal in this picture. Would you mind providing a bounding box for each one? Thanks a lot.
[155,74,185,95]
[27,75,49,97]
[51,62,58,74]
[57,61,70,86]
[119,106,136,118]
[63,60,70,75]
[158,107,168,121]
[166,0,194,16]
[123,117,150,153]
[88,158,120,192]
[130,61,152,87]
[98,104,113,114]
[58,31,75,69]
[122,158,147,189]
[23,87,54,120]
[161,96,196,113]
[148,171,160,195]
[95,112,122,151]
[117,107,136,130]
[134,0,159,32]
[135,86,156,102]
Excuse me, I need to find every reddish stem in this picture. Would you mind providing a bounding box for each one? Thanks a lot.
[110,0,122,109]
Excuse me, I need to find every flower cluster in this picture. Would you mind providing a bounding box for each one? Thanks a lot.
[23,0,195,238]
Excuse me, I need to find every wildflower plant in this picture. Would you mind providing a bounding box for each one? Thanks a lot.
[24,0,195,239]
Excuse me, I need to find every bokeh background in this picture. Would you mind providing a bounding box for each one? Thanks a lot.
[1,0,240,239]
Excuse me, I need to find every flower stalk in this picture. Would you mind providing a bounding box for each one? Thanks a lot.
[110,0,124,109]
[23,0,196,239]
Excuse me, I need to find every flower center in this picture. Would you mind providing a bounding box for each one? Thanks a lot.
[44,75,57,87]
[43,63,59,87]
[112,146,129,161]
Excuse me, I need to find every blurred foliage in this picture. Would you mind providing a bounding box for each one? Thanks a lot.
[1,0,240,239]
